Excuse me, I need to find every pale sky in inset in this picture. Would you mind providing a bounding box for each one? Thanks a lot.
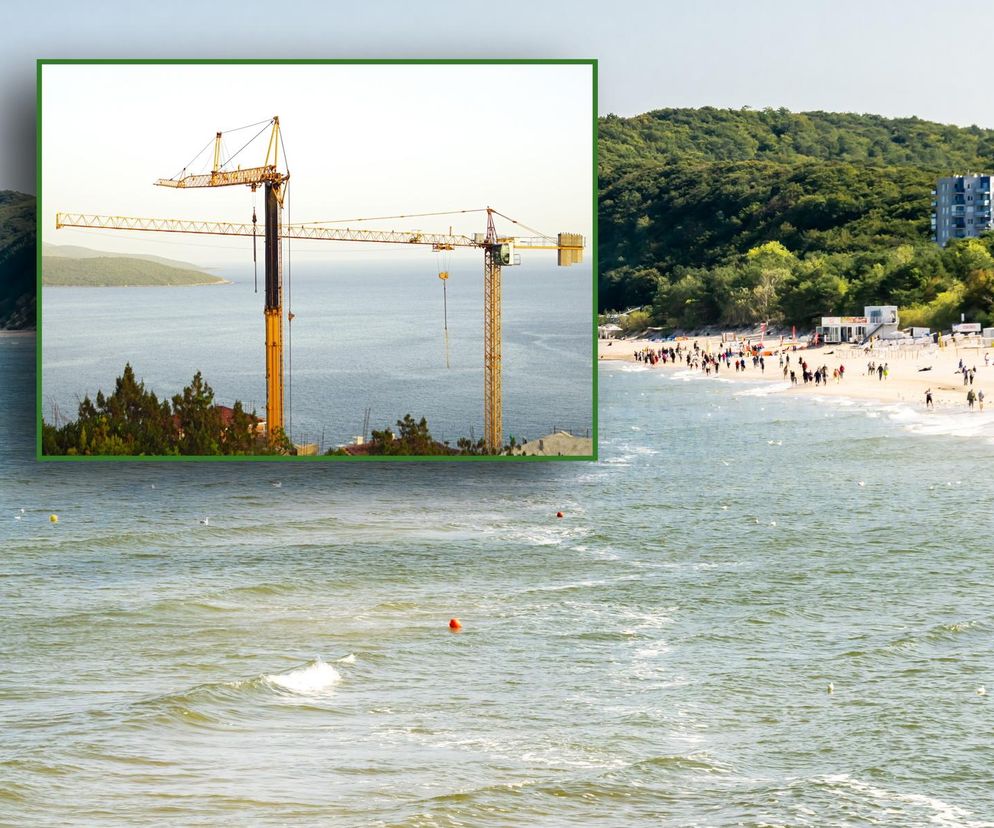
[5,0,994,195]
[41,63,592,263]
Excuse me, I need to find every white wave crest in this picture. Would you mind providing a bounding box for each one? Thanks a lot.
[900,410,994,438]
[821,774,992,828]
[265,659,341,696]
[733,382,792,397]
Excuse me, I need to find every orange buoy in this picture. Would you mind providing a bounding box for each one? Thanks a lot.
[556,511,564,519]
[448,618,462,631]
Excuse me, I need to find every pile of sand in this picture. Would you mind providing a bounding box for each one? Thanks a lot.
[512,431,593,457]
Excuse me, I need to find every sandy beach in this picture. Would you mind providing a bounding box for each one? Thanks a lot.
[600,335,994,412]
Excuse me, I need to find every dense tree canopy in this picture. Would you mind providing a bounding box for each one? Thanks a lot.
[600,107,994,175]
[41,364,279,456]
[0,191,35,330]
[599,108,994,330]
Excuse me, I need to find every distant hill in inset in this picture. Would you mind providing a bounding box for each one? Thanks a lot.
[42,243,208,272]
[43,255,227,287]
[0,191,35,329]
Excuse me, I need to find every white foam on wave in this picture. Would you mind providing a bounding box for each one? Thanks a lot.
[821,774,992,828]
[669,368,735,384]
[733,381,792,397]
[899,409,994,439]
[612,362,653,373]
[600,451,635,465]
[265,658,341,696]
[784,391,994,443]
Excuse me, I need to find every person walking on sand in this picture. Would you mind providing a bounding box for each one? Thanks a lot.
[925,389,933,409]
[967,389,976,410]
[979,390,985,412]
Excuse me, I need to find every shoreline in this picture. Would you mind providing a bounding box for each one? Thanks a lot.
[600,335,993,413]
[42,279,233,288]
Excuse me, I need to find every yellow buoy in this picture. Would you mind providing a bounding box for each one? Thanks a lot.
[438,271,449,280]
[49,514,59,523]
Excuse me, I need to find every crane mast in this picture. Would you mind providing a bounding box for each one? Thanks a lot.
[262,180,284,439]
[483,210,502,453]
[153,117,288,440]
[55,118,586,454]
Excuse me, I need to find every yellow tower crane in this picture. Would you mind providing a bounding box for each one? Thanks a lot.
[55,117,585,453]
[153,117,289,439]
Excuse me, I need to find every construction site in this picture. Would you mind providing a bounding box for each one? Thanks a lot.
[42,98,593,457]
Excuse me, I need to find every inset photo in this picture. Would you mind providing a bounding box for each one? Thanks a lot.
[38,60,595,459]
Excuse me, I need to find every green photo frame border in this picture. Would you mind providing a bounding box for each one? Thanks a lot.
[35,58,598,463]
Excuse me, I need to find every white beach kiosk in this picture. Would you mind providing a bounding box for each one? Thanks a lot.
[818,306,899,344]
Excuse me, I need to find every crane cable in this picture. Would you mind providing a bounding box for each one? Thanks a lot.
[169,134,216,181]
[443,274,450,369]
[252,188,258,294]
[220,120,275,172]
[279,126,293,446]
[489,209,555,242]
[301,208,487,225]
[436,246,451,369]
[166,118,276,181]
[285,178,293,445]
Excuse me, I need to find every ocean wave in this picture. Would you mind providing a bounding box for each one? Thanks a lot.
[264,658,342,696]
[817,774,994,828]
[131,656,349,728]
[884,619,986,652]
[733,381,792,397]
[896,408,994,439]
[610,363,654,373]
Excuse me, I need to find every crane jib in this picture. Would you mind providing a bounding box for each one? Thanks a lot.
[54,195,586,453]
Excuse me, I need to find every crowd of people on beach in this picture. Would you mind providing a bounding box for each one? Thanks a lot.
[634,339,989,413]
[955,359,986,411]
[634,340,850,387]
[865,360,890,380]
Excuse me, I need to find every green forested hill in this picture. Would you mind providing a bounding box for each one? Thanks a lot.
[599,108,994,329]
[600,108,994,174]
[42,243,204,271]
[43,256,226,287]
[0,191,35,329]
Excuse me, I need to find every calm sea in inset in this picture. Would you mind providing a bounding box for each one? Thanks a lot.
[41,258,593,448]
[4,341,994,825]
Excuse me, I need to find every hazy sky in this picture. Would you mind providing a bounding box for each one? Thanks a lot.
[41,63,592,262]
[6,0,994,197]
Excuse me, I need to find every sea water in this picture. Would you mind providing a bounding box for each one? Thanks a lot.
[41,259,593,448]
[4,340,994,826]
